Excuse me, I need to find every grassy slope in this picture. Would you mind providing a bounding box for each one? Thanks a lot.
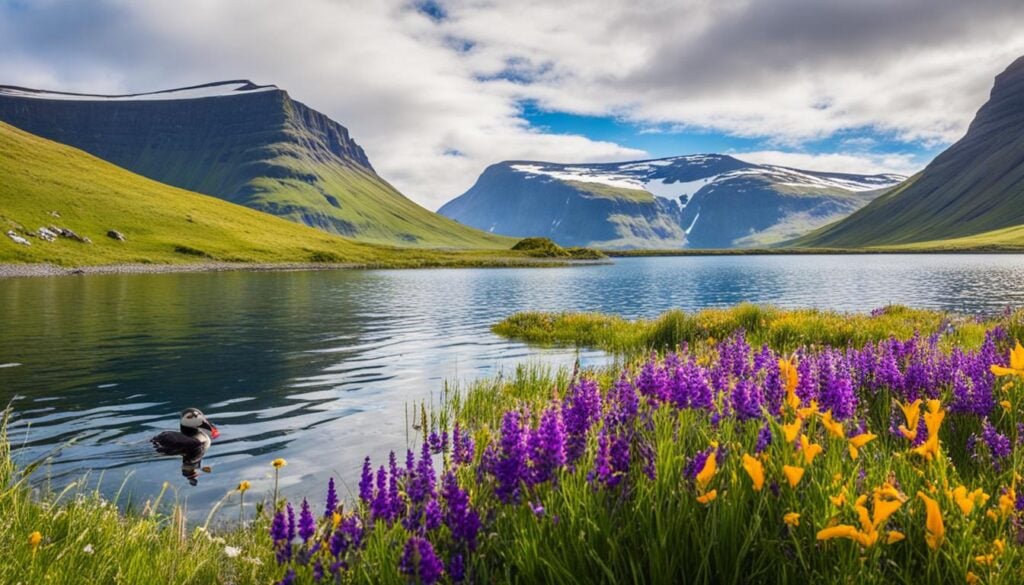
[0,122,525,267]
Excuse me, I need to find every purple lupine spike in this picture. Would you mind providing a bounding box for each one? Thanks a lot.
[298,498,316,543]
[329,525,349,558]
[982,419,1012,469]
[371,466,389,520]
[424,498,442,531]
[587,428,612,486]
[324,477,338,518]
[406,449,416,477]
[819,349,856,420]
[286,503,296,542]
[730,379,763,421]
[270,509,288,542]
[563,377,601,465]
[358,457,373,504]
[528,403,567,485]
[754,421,772,454]
[610,374,639,424]
[276,568,296,585]
[341,514,364,550]
[428,430,442,454]
[388,453,404,522]
[448,553,466,583]
[409,441,437,504]
[399,536,444,585]
[313,559,324,583]
[441,472,480,549]
[493,410,527,502]
[636,356,669,404]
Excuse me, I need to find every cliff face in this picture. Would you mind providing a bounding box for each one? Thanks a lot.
[0,81,509,248]
[797,56,1024,247]
[440,156,902,249]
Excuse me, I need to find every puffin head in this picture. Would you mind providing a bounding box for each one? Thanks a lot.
[179,408,220,439]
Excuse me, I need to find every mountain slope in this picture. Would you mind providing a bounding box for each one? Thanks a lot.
[796,56,1024,248]
[439,156,902,249]
[0,121,502,267]
[0,81,510,249]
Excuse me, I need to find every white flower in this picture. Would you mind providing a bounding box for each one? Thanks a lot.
[223,545,241,558]
[83,544,95,554]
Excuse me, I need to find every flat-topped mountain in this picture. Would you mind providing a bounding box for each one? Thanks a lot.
[0,80,509,249]
[796,55,1024,248]
[439,155,903,249]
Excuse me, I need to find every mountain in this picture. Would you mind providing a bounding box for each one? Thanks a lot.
[439,155,903,249]
[0,80,509,249]
[0,121,528,267]
[796,56,1024,248]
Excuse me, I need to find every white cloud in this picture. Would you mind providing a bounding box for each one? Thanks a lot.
[0,0,1022,209]
[731,150,923,178]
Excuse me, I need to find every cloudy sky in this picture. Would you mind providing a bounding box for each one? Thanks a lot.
[2,0,1024,209]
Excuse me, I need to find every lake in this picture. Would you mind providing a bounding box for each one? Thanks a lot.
[3,254,1024,514]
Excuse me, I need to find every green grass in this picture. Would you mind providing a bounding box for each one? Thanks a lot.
[510,237,607,259]
[0,122,564,268]
[492,304,1004,354]
[7,306,1024,583]
[565,181,656,203]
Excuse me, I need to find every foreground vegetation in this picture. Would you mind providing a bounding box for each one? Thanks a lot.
[8,305,1024,583]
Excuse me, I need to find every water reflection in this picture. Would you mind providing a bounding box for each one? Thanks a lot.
[2,254,1024,511]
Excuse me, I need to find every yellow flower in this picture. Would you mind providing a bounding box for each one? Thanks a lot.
[332,511,342,529]
[799,434,823,465]
[994,538,1006,555]
[696,450,717,490]
[784,512,800,527]
[779,358,800,410]
[847,433,877,460]
[696,489,717,504]
[897,399,922,441]
[912,401,945,461]
[974,554,994,566]
[796,400,820,420]
[783,465,805,488]
[918,491,944,550]
[886,531,905,544]
[741,454,764,492]
[236,480,251,492]
[830,492,847,507]
[1000,400,1012,412]
[998,488,1016,517]
[821,411,844,439]
[1002,381,1014,393]
[28,531,42,551]
[991,341,1024,377]
[782,420,802,444]
[272,458,287,469]
[951,486,989,516]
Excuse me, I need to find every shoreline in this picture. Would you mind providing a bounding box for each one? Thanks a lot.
[604,246,1024,257]
[0,257,612,279]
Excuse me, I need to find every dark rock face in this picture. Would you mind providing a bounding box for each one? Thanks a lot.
[799,56,1024,247]
[440,156,902,249]
[0,84,370,206]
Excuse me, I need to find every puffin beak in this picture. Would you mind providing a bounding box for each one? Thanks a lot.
[200,420,220,439]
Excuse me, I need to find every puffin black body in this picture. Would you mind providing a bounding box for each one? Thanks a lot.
[150,408,219,486]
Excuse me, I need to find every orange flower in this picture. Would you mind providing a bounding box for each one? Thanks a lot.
[741,454,764,492]
[918,491,945,550]
[898,399,922,441]
[847,433,877,460]
[912,400,945,461]
[783,465,805,488]
[782,420,802,444]
[696,489,717,504]
[821,411,845,439]
[783,512,800,527]
[779,358,800,410]
[799,434,823,465]
[991,341,1024,377]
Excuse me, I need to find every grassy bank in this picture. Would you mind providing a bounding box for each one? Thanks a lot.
[604,246,1024,257]
[8,306,1024,583]
[492,304,1011,354]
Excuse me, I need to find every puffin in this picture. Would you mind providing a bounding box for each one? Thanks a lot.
[150,408,220,486]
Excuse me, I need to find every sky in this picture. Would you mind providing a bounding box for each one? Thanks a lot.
[2,0,1024,210]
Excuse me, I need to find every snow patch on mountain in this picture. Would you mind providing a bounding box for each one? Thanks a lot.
[0,81,277,102]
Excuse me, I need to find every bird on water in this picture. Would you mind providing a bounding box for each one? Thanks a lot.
[150,408,220,486]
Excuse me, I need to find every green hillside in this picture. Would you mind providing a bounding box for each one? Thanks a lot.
[0,122,513,267]
[796,55,1024,248]
[0,82,512,249]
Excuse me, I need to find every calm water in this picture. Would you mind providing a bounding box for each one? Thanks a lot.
[2,254,1024,513]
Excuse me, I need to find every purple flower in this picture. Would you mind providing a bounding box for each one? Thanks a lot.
[636,356,669,404]
[730,379,763,421]
[492,410,528,503]
[563,378,602,464]
[276,568,295,585]
[358,457,373,504]
[409,441,437,504]
[755,421,772,454]
[313,559,324,583]
[441,472,480,550]
[324,477,338,518]
[452,423,474,466]
[448,553,466,583]
[388,452,404,521]
[982,419,1012,468]
[270,509,288,543]
[428,430,442,454]
[424,498,442,531]
[528,403,567,485]
[588,429,612,486]
[371,466,389,521]
[286,503,296,542]
[399,536,444,585]
[298,499,316,543]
